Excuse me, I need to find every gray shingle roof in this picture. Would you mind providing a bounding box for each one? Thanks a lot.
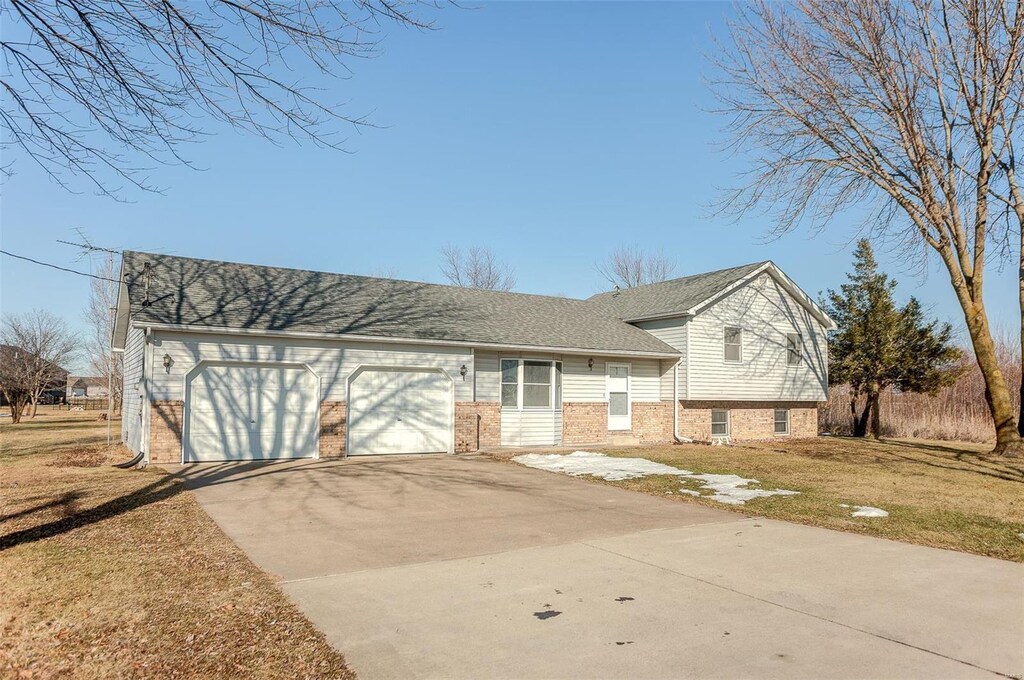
[588,262,770,320]
[120,251,681,356]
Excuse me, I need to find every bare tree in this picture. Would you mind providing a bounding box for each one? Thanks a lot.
[596,245,677,289]
[1,1,433,197]
[712,0,1024,455]
[0,310,78,422]
[84,253,123,413]
[440,246,516,291]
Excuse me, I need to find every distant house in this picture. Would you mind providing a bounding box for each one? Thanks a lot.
[112,252,834,464]
[0,345,68,406]
[67,376,109,398]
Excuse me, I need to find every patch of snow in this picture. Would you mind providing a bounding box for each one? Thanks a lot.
[686,473,800,505]
[513,452,799,505]
[512,451,692,481]
[839,504,889,518]
[675,436,694,443]
[1018,532,1024,542]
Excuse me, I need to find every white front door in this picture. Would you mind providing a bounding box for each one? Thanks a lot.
[607,363,631,431]
[348,367,453,455]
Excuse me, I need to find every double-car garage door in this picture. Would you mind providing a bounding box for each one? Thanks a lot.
[184,363,452,462]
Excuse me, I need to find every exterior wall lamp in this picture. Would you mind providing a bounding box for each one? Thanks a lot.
[162,353,173,372]
[459,364,468,380]
[587,357,594,371]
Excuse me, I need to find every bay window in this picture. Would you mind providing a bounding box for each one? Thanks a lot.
[500,359,562,410]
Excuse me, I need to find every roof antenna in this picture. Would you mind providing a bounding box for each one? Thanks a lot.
[142,261,152,307]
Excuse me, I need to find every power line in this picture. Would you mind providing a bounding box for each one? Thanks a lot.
[1,250,121,283]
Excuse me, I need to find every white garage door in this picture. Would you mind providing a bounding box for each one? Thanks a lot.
[185,363,319,462]
[348,367,452,455]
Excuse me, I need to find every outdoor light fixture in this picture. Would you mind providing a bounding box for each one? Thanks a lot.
[459,364,468,380]
[587,357,594,371]
[162,353,172,371]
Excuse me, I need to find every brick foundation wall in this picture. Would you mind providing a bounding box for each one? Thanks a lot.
[562,402,609,446]
[631,401,675,444]
[455,401,500,452]
[678,401,819,441]
[150,400,184,464]
[320,401,346,457]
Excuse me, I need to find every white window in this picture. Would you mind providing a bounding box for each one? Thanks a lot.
[774,409,790,435]
[786,333,802,366]
[711,409,730,437]
[724,326,743,363]
[500,359,562,411]
[500,359,519,408]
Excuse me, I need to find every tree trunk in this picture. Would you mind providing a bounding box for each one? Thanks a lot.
[849,388,859,435]
[959,299,1022,455]
[854,396,871,437]
[869,391,882,439]
[1018,242,1023,438]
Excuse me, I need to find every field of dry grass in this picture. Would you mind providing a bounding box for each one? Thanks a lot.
[496,436,1024,562]
[0,408,354,679]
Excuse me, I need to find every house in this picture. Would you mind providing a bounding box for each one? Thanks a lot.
[67,376,109,398]
[110,251,835,464]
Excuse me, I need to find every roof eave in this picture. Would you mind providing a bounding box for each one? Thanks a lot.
[134,322,683,359]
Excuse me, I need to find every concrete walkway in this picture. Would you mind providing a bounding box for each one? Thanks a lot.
[173,456,1024,679]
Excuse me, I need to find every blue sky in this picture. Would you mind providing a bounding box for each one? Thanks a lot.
[1,1,1017,373]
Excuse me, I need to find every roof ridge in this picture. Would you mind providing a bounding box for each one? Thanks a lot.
[588,260,772,299]
[123,250,595,305]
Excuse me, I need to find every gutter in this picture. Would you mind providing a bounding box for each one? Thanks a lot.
[135,322,682,360]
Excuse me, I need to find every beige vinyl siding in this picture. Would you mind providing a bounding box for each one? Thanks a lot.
[686,273,828,401]
[500,410,563,446]
[634,318,688,399]
[148,331,474,402]
[121,325,146,454]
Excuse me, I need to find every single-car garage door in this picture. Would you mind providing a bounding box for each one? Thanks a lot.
[185,363,319,462]
[348,367,452,455]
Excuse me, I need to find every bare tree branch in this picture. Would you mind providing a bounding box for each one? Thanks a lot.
[710,0,1024,455]
[0,0,438,197]
[0,310,78,422]
[596,244,677,289]
[440,245,516,292]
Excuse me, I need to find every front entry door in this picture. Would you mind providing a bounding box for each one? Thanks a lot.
[607,363,631,431]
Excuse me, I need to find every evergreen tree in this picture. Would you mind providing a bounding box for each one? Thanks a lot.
[823,241,961,438]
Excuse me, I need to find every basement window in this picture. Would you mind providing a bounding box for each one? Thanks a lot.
[774,409,790,435]
[711,409,730,437]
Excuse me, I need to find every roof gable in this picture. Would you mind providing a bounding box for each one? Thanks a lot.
[589,261,835,330]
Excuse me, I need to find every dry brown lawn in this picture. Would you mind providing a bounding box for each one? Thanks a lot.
[0,408,354,679]
[495,436,1024,562]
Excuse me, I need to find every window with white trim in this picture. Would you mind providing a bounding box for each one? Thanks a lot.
[500,359,562,410]
[711,409,730,437]
[786,333,802,366]
[774,408,790,435]
[724,327,743,363]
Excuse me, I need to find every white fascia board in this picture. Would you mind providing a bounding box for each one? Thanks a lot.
[686,263,836,330]
[137,322,682,359]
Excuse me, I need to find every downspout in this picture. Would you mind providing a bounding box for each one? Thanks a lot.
[672,360,680,443]
[141,327,153,466]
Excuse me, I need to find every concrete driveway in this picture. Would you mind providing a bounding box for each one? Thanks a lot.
[173,456,1023,679]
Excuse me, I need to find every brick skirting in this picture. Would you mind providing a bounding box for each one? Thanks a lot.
[455,401,500,452]
[678,401,819,441]
[150,400,184,464]
[562,402,609,446]
[630,401,674,444]
[320,401,346,457]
